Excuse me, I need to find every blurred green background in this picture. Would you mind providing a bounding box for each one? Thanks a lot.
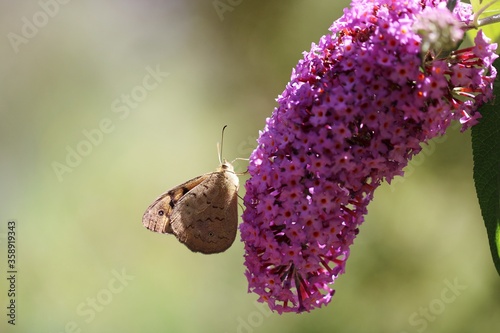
[0,1,499,332]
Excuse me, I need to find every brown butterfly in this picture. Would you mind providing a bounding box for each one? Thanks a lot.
[142,127,240,254]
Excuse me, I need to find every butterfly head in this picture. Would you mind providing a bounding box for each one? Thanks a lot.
[219,159,235,173]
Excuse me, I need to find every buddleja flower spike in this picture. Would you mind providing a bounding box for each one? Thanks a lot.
[241,0,498,313]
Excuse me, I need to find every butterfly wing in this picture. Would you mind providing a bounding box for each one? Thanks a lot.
[142,174,208,234]
[170,170,239,254]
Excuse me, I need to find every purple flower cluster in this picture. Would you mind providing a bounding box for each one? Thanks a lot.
[241,0,497,313]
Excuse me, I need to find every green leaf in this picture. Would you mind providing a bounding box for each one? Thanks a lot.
[470,0,479,10]
[471,58,500,276]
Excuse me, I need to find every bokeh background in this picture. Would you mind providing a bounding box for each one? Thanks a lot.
[1,1,499,332]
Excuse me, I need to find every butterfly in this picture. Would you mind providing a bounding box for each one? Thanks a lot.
[142,126,240,254]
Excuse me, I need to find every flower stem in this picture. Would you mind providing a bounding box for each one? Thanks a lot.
[473,0,500,27]
[477,13,500,28]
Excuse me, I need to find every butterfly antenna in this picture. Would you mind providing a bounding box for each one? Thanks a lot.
[218,125,228,164]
